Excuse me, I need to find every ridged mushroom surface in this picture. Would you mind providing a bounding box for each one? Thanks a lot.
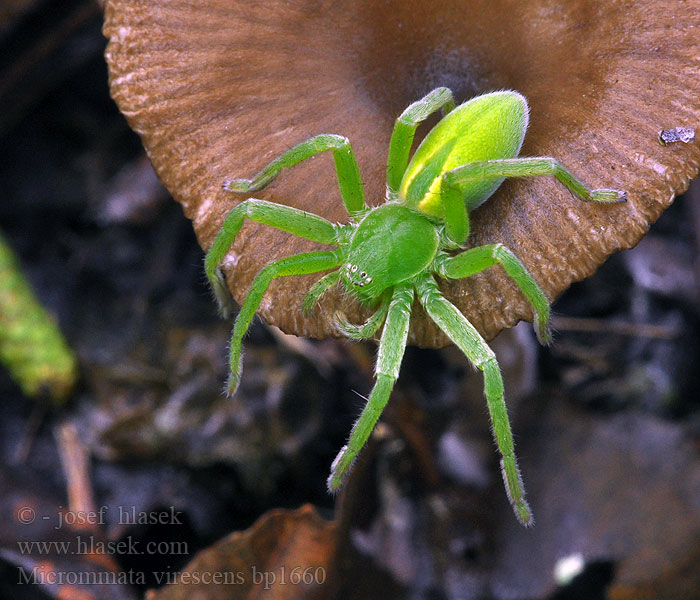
[104,0,700,346]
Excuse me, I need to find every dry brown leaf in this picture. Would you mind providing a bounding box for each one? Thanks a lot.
[146,504,336,600]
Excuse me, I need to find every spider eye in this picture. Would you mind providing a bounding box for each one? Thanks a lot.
[360,271,366,278]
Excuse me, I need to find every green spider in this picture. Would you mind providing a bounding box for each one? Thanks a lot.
[205,88,625,526]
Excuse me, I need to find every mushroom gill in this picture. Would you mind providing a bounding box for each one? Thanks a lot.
[104,0,700,347]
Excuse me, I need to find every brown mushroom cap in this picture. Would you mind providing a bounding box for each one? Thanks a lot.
[104,0,700,347]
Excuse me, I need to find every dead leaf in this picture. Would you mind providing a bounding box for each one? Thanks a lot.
[146,504,336,600]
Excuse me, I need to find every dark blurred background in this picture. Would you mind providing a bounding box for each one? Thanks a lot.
[1,1,699,599]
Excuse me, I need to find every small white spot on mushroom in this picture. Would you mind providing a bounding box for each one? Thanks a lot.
[565,208,580,223]
[632,152,669,177]
[113,72,136,86]
[197,196,214,220]
[272,126,296,138]
[221,252,241,269]
[258,296,273,313]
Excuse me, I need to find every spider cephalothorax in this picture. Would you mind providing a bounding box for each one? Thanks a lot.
[205,88,625,526]
[342,203,439,303]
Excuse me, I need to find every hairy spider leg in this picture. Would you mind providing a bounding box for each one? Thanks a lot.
[436,154,627,249]
[223,134,368,217]
[436,245,552,344]
[333,290,392,339]
[443,157,627,205]
[301,270,341,316]
[435,175,471,245]
[327,284,414,491]
[225,249,344,397]
[416,274,532,526]
[386,87,456,196]
[204,199,339,318]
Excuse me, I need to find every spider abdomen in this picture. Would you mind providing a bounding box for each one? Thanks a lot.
[400,91,528,217]
[342,203,438,303]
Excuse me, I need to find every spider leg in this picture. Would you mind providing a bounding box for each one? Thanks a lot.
[443,157,627,211]
[205,198,341,318]
[327,284,413,491]
[386,87,456,196]
[436,176,471,245]
[301,270,341,316]
[416,273,533,526]
[436,246,551,344]
[226,249,343,397]
[334,290,392,339]
[224,134,367,217]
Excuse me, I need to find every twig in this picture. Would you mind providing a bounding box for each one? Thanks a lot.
[551,315,679,340]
